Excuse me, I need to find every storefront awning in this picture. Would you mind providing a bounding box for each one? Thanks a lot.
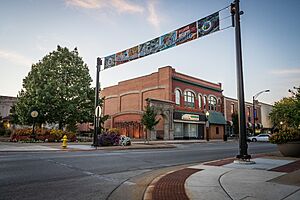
[207,111,226,125]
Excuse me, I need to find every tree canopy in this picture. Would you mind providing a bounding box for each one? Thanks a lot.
[141,103,160,132]
[13,46,95,129]
[269,86,300,130]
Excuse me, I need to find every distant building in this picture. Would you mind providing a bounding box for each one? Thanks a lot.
[224,96,273,135]
[259,102,273,130]
[101,66,226,140]
[0,95,17,119]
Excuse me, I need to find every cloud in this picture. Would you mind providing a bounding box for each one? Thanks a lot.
[270,68,300,75]
[0,49,32,66]
[111,0,143,14]
[65,0,102,9]
[147,0,160,29]
[65,0,143,14]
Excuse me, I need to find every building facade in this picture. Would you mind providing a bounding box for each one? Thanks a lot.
[259,102,273,130]
[0,96,17,119]
[224,96,273,135]
[101,66,226,140]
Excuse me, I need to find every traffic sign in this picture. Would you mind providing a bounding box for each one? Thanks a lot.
[95,106,102,117]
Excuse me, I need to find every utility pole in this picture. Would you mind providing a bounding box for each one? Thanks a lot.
[93,57,102,147]
[232,0,250,160]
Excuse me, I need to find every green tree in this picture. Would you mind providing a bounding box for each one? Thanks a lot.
[269,86,300,130]
[141,103,160,141]
[13,46,94,129]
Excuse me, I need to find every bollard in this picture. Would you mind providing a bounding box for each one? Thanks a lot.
[62,135,68,148]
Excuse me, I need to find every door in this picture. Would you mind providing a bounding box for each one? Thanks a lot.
[198,124,204,139]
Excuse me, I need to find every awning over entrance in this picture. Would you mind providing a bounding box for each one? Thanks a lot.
[207,111,226,125]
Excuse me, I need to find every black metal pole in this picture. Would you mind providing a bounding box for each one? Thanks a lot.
[253,96,255,135]
[233,0,250,160]
[93,58,102,146]
[32,119,35,140]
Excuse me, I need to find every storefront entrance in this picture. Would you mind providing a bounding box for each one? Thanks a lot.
[174,123,204,139]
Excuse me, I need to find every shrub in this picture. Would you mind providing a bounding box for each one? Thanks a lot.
[269,130,300,144]
[108,128,121,135]
[98,132,120,146]
[0,128,12,137]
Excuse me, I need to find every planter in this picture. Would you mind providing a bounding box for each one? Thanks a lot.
[277,141,300,157]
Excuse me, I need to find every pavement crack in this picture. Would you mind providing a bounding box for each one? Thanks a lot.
[218,170,234,200]
[281,187,300,200]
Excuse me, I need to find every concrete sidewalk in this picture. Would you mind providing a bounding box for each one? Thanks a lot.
[0,139,232,152]
[147,155,300,200]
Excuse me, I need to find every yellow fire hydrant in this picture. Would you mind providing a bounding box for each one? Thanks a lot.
[62,135,68,148]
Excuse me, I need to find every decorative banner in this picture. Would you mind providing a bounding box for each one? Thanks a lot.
[176,22,197,46]
[160,31,177,51]
[104,54,116,69]
[138,37,160,58]
[104,12,219,69]
[115,46,139,66]
[198,12,219,37]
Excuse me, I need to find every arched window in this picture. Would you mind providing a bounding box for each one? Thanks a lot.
[203,96,207,109]
[208,96,217,111]
[198,94,202,109]
[175,89,181,105]
[184,90,195,108]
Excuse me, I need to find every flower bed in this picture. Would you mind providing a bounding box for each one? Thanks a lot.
[10,128,77,142]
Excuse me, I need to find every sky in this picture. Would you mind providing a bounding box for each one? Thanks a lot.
[0,0,299,105]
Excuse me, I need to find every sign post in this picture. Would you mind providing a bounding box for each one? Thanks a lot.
[232,0,250,160]
[93,58,102,147]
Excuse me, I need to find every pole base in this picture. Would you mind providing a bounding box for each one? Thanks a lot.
[235,154,254,164]
[236,154,251,159]
[233,159,256,165]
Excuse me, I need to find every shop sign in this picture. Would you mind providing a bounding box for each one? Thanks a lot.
[182,114,199,121]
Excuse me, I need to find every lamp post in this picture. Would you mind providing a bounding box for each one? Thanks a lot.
[205,111,210,141]
[252,89,270,135]
[30,110,38,140]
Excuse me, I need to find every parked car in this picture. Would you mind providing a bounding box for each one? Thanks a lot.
[247,134,271,142]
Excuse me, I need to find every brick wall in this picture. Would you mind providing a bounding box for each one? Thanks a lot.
[101,66,173,130]
[224,97,261,123]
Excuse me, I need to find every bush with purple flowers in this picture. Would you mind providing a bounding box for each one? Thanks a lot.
[98,132,120,146]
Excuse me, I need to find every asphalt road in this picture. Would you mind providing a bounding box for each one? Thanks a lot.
[0,142,277,200]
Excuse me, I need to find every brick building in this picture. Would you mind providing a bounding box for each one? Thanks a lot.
[101,66,226,140]
[224,97,262,135]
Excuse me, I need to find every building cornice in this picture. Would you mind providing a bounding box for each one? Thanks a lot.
[172,76,222,92]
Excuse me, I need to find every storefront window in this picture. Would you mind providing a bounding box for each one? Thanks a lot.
[208,96,217,111]
[184,91,195,108]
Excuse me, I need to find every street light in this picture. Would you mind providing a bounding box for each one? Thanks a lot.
[31,110,39,140]
[252,89,270,135]
[205,111,210,141]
